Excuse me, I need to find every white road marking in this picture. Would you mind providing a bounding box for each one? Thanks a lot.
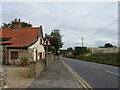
[83,63,88,65]
[79,59,118,69]
[104,70,120,76]
[98,63,118,69]
[91,66,99,69]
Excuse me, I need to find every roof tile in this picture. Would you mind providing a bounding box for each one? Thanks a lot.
[1,27,40,47]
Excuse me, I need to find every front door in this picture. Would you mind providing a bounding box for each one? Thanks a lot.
[40,52,42,60]
[36,50,38,61]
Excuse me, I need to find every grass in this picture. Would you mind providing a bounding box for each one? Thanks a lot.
[65,53,120,67]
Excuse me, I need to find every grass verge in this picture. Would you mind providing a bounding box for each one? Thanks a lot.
[65,53,120,67]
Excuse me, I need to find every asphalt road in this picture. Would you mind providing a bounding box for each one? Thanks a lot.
[61,57,119,88]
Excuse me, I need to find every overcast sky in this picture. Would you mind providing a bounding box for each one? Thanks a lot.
[2,1,118,49]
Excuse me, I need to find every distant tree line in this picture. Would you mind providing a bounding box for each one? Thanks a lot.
[60,43,117,58]
[99,43,117,48]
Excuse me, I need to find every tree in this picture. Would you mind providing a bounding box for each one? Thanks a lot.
[67,47,73,51]
[1,21,32,28]
[104,43,113,48]
[1,23,12,28]
[74,46,91,56]
[67,47,73,54]
[48,46,56,54]
[45,29,63,55]
[21,22,32,28]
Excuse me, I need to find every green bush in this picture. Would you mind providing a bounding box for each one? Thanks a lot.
[65,54,74,58]
[20,57,28,63]
[74,47,91,56]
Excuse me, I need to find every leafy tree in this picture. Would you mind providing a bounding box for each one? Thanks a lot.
[104,43,113,48]
[48,46,56,54]
[99,43,116,48]
[67,47,73,51]
[21,22,32,28]
[74,46,91,56]
[45,29,63,55]
[1,23,12,28]
[60,49,67,56]
[67,47,73,54]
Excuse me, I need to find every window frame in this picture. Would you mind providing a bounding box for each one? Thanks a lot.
[40,38,42,45]
[39,52,42,59]
[11,51,18,59]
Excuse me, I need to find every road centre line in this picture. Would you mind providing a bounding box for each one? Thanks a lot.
[104,70,120,76]
[83,63,88,65]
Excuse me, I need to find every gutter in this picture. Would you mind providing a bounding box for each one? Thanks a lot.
[25,37,39,47]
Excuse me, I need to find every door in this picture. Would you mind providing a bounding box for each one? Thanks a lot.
[40,52,42,60]
[36,50,38,61]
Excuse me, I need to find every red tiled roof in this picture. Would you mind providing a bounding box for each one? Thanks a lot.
[1,27,40,47]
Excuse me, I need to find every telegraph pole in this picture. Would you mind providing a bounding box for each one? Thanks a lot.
[82,37,84,47]
[82,37,84,54]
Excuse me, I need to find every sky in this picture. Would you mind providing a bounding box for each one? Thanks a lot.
[1,1,118,49]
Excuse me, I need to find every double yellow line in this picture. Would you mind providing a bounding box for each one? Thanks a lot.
[61,60,93,90]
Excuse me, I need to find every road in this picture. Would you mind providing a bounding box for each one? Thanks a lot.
[61,57,119,88]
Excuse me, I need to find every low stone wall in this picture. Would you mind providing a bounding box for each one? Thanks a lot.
[46,52,55,64]
[29,59,46,78]
[0,69,7,88]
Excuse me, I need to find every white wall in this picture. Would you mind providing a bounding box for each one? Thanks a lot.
[29,37,45,61]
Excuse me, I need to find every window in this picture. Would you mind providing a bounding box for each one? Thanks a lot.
[11,51,18,59]
[40,38,42,45]
[39,52,42,59]
[36,50,38,60]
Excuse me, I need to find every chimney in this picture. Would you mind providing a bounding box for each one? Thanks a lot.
[12,18,21,31]
[40,25,42,30]
[40,25,43,38]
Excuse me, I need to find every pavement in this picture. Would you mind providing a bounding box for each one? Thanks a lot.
[61,57,120,88]
[28,60,79,88]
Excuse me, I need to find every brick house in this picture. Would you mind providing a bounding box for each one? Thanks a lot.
[0,19,45,65]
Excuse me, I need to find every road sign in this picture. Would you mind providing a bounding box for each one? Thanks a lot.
[42,38,51,70]
[42,38,51,46]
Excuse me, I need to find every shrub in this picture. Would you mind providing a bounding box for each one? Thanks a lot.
[65,54,74,58]
[74,47,91,56]
[20,57,28,63]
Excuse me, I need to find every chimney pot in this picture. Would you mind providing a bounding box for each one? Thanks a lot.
[13,18,21,31]
[18,19,20,22]
[15,18,17,22]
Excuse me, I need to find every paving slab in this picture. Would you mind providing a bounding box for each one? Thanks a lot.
[29,60,79,88]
